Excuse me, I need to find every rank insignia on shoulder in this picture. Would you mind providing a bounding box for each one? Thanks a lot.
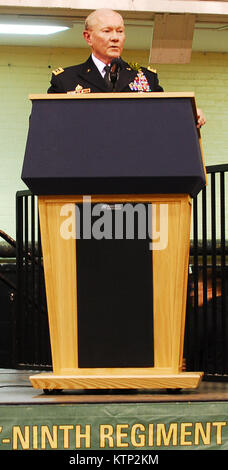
[147,65,157,74]
[52,67,64,76]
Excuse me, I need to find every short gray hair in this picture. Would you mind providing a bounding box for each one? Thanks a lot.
[84,9,123,30]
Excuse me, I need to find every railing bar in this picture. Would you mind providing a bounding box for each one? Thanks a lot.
[23,196,30,364]
[206,164,228,174]
[211,173,217,373]
[193,196,199,370]
[202,186,208,372]
[31,195,37,364]
[220,172,227,373]
[15,194,24,366]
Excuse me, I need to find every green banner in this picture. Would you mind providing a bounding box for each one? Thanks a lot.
[0,402,228,451]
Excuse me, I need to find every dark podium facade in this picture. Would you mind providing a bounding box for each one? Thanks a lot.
[22,92,206,391]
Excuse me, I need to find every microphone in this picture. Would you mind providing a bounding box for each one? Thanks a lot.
[109,58,122,90]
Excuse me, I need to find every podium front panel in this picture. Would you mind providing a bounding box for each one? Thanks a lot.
[76,203,154,368]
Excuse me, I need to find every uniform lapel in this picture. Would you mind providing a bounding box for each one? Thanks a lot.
[77,56,138,92]
[78,56,109,92]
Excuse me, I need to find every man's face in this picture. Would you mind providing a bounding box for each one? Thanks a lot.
[83,12,126,64]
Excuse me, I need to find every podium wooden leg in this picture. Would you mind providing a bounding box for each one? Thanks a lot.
[153,194,192,373]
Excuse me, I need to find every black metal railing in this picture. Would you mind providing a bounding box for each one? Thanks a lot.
[0,231,17,368]
[15,164,228,377]
[186,164,228,377]
[15,191,51,368]
[0,230,16,291]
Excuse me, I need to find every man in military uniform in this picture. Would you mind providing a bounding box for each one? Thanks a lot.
[48,8,163,94]
[48,8,205,127]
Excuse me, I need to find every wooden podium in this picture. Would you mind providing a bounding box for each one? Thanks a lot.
[21,92,206,391]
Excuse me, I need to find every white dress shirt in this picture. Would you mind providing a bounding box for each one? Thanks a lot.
[91,54,110,77]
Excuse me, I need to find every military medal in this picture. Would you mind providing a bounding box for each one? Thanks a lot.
[129,70,151,92]
[75,84,83,93]
[73,85,91,94]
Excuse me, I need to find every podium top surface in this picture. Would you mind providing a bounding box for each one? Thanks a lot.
[27,92,198,122]
[29,91,196,102]
[22,91,206,197]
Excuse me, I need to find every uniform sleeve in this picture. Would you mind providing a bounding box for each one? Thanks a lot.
[47,74,65,94]
[154,73,164,92]
[143,68,164,92]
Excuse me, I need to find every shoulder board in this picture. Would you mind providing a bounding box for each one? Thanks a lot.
[147,66,157,74]
[52,67,64,76]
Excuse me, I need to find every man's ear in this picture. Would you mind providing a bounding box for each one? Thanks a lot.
[83,30,92,46]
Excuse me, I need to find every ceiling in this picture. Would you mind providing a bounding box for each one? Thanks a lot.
[0,15,228,52]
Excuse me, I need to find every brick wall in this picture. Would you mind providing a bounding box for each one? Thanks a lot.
[0,46,228,237]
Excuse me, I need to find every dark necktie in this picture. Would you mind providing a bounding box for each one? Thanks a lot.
[103,65,113,90]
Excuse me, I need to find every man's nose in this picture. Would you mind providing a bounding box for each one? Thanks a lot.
[110,30,119,41]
